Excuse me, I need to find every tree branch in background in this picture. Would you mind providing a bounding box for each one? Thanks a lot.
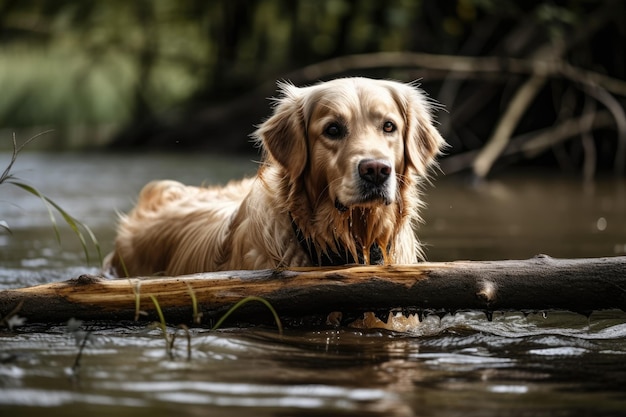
[277,49,626,178]
[580,95,598,182]
[279,52,626,97]
[583,85,626,177]
[440,111,615,175]
[471,1,616,179]
[471,74,548,179]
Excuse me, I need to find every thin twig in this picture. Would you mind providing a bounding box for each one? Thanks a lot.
[583,85,626,176]
[580,95,598,182]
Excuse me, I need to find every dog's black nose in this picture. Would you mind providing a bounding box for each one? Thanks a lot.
[358,159,392,185]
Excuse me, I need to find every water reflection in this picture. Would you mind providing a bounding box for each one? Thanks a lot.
[2,310,626,416]
[422,172,626,261]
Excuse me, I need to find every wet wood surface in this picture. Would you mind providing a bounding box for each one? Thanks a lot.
[1,255,625,327]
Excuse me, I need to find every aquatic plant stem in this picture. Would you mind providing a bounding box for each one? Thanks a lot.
[149,295,172,359]
[211,296,283,334]
[71,330,92,377]
[2,132,102,265]
[186,282,203,324]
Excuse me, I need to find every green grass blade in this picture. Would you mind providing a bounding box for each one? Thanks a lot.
[211,296,283,334]
[186,282,203,324]
[81,223,103,264]
[118,254,130,278]
[1,130,102,264]
[149,295,173,359]
[41,196,90,264]
[149,295,167,329]
[8,180,61,244]
[7,179,102,265]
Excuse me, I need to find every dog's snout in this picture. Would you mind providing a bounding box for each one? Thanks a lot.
[358,159,392,185]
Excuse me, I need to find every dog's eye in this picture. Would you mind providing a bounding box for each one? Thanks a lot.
[383,121,396,133]
[324,122,345,139]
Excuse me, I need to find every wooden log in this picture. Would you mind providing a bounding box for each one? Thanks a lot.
[1,255,625,327]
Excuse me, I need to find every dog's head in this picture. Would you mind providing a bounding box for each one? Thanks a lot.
[254,77,445,264]
[256,77,445,208]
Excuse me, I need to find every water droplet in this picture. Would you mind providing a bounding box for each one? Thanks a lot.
[613,243,626,254]
[596,217,607,231]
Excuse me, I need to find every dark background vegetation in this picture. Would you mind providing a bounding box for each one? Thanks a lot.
[0,0,624,179]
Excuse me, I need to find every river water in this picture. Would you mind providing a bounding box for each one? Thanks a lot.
[1,152,626,416]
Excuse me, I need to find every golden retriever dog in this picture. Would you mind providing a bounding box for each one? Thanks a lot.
[107,77,445,277]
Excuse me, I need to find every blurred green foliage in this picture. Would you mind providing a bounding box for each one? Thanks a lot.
[0,0,623,157]
[0,0,450,130]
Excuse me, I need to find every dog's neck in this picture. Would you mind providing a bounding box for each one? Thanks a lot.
[260,164,409,266]
[287,200,400,266]
[289,213,386,266]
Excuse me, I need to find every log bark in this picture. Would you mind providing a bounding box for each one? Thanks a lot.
[1,255,625,327]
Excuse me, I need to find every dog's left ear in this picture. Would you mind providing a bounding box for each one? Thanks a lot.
[254,82,308,179]
[397,84,446,176]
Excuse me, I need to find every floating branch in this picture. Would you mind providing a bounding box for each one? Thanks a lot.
[1,256,625,327]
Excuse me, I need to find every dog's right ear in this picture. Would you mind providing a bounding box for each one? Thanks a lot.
[254,82,308,179]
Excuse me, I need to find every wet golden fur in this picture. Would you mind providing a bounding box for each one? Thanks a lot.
[107,78,445,276]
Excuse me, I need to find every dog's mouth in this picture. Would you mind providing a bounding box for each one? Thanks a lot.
[334,164,397,212]
[335,189,393,212]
